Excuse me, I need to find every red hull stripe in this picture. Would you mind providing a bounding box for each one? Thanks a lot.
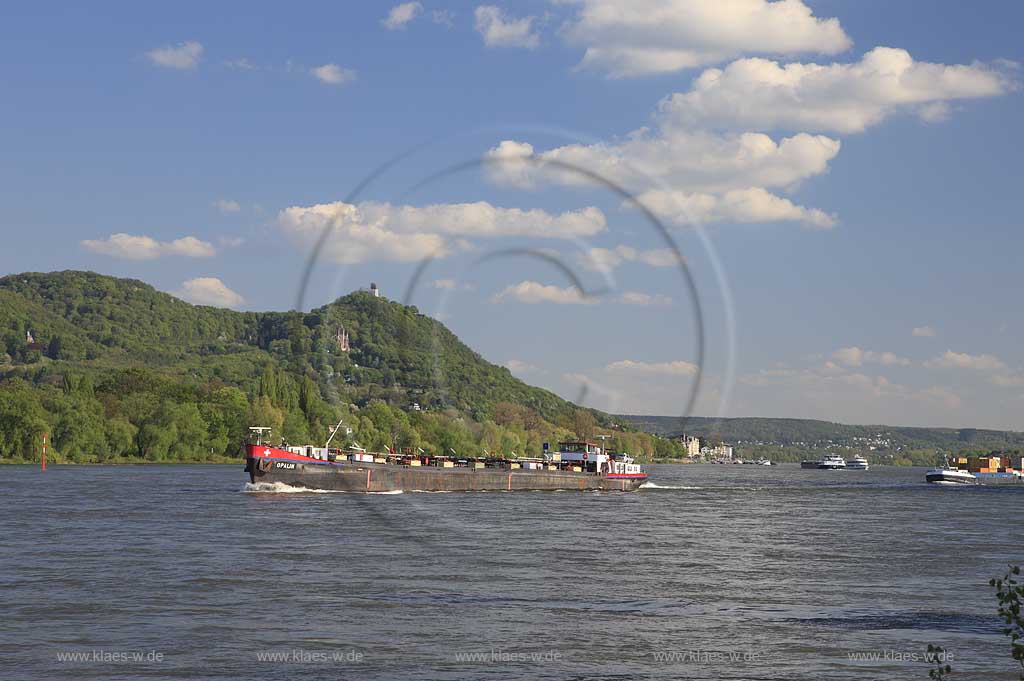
[245,445,327,464]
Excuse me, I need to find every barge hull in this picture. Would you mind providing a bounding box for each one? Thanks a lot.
[247,458,645,492]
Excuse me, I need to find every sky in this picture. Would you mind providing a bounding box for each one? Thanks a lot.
[1,1,1022,429]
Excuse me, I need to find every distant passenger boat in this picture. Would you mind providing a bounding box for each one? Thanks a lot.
[845,455,869,470]
[818,455,847,469]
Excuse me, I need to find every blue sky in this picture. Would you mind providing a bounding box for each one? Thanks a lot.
[2,1,1022,428]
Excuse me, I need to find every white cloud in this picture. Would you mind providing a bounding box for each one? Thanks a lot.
[431,278,475,291]
[492,281,594,305]
[577,245,682,273]
[617,291,672,306]
[561,359,703,415]
[491,281,670,306]
[278,200,606,264]
[605,359,698,376]
[173,278,244,309]
[505,359,542,374]
[146,41,204,70]
[485,130,840,196]
[432,10,455,28]
[912,326,936,338]
[214,199,241,214]
[926,350,1006,371]
[474,6,540,49]
[218,236,245,249]
[383,2,423,30]
[559,0,851,78]
[224,58,255,70]
[638,186,835,228]
[991,373,1024,388]
[661,47,1012,133]
[311,63,357,85]
[832,346,910,368]
[81,233,216,260]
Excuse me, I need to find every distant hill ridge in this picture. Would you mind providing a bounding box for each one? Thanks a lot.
[618,415,1024,452]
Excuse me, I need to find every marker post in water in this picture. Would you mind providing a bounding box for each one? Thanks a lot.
[41,433,46,472]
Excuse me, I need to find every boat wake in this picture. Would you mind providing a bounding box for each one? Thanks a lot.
[243,482,344,494]
[639,482,704,490]
[243,482,406,494]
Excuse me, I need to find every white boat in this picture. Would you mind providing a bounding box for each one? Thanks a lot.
[845,455,869,470]
[756,459,772,466]
[817,455,847,470]
[926,467,977,485]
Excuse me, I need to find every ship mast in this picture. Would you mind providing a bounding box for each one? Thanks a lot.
[325,417,347,449]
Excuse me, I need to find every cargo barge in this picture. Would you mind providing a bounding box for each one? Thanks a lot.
[244,428,647,492]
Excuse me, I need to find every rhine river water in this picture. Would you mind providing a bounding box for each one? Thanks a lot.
[1,463,1021,680]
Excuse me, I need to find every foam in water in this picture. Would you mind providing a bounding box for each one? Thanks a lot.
[639,482,705,490]
[242,482,405,495]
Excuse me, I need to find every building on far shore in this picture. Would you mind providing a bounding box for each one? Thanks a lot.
[701,444,734,461]
[678,435,701,458]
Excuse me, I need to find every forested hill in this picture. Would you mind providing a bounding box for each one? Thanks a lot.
[0,271,687,463]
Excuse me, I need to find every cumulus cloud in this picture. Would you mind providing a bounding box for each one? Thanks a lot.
[577,245,682,273]
[492,281,594,305]
[173,278,244,309]
[504,359,542,374]
[991,373,1024,388]
[912,326,936,338]
[491,281,670,306]
[146,41,203,70]
[432,10,455,28]
[559,0,851,78]
[485,130,840,196]
[383,2,423,29]
[926,350,1006,371]
[638,186,835,228]
[474,6,540,49]
[431,278,475,291]
[214,199,241,214]
[562,358,703,415]
[832,346,910,368]
[278,200,606,264]
[224,58,255,71]
[661,47,1013,133]
[81,233,216,260]
[311,63,357,85]
[617,292,672,306]
[605,359,698,376]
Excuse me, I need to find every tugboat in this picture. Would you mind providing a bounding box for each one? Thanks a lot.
[244,428,648,492]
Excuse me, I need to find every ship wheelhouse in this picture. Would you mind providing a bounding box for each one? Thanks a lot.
[554,441,644,476]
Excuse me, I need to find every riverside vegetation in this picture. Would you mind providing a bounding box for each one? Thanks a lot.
[0,271,689,464]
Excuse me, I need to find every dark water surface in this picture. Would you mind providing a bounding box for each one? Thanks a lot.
[2,463,1021,680]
